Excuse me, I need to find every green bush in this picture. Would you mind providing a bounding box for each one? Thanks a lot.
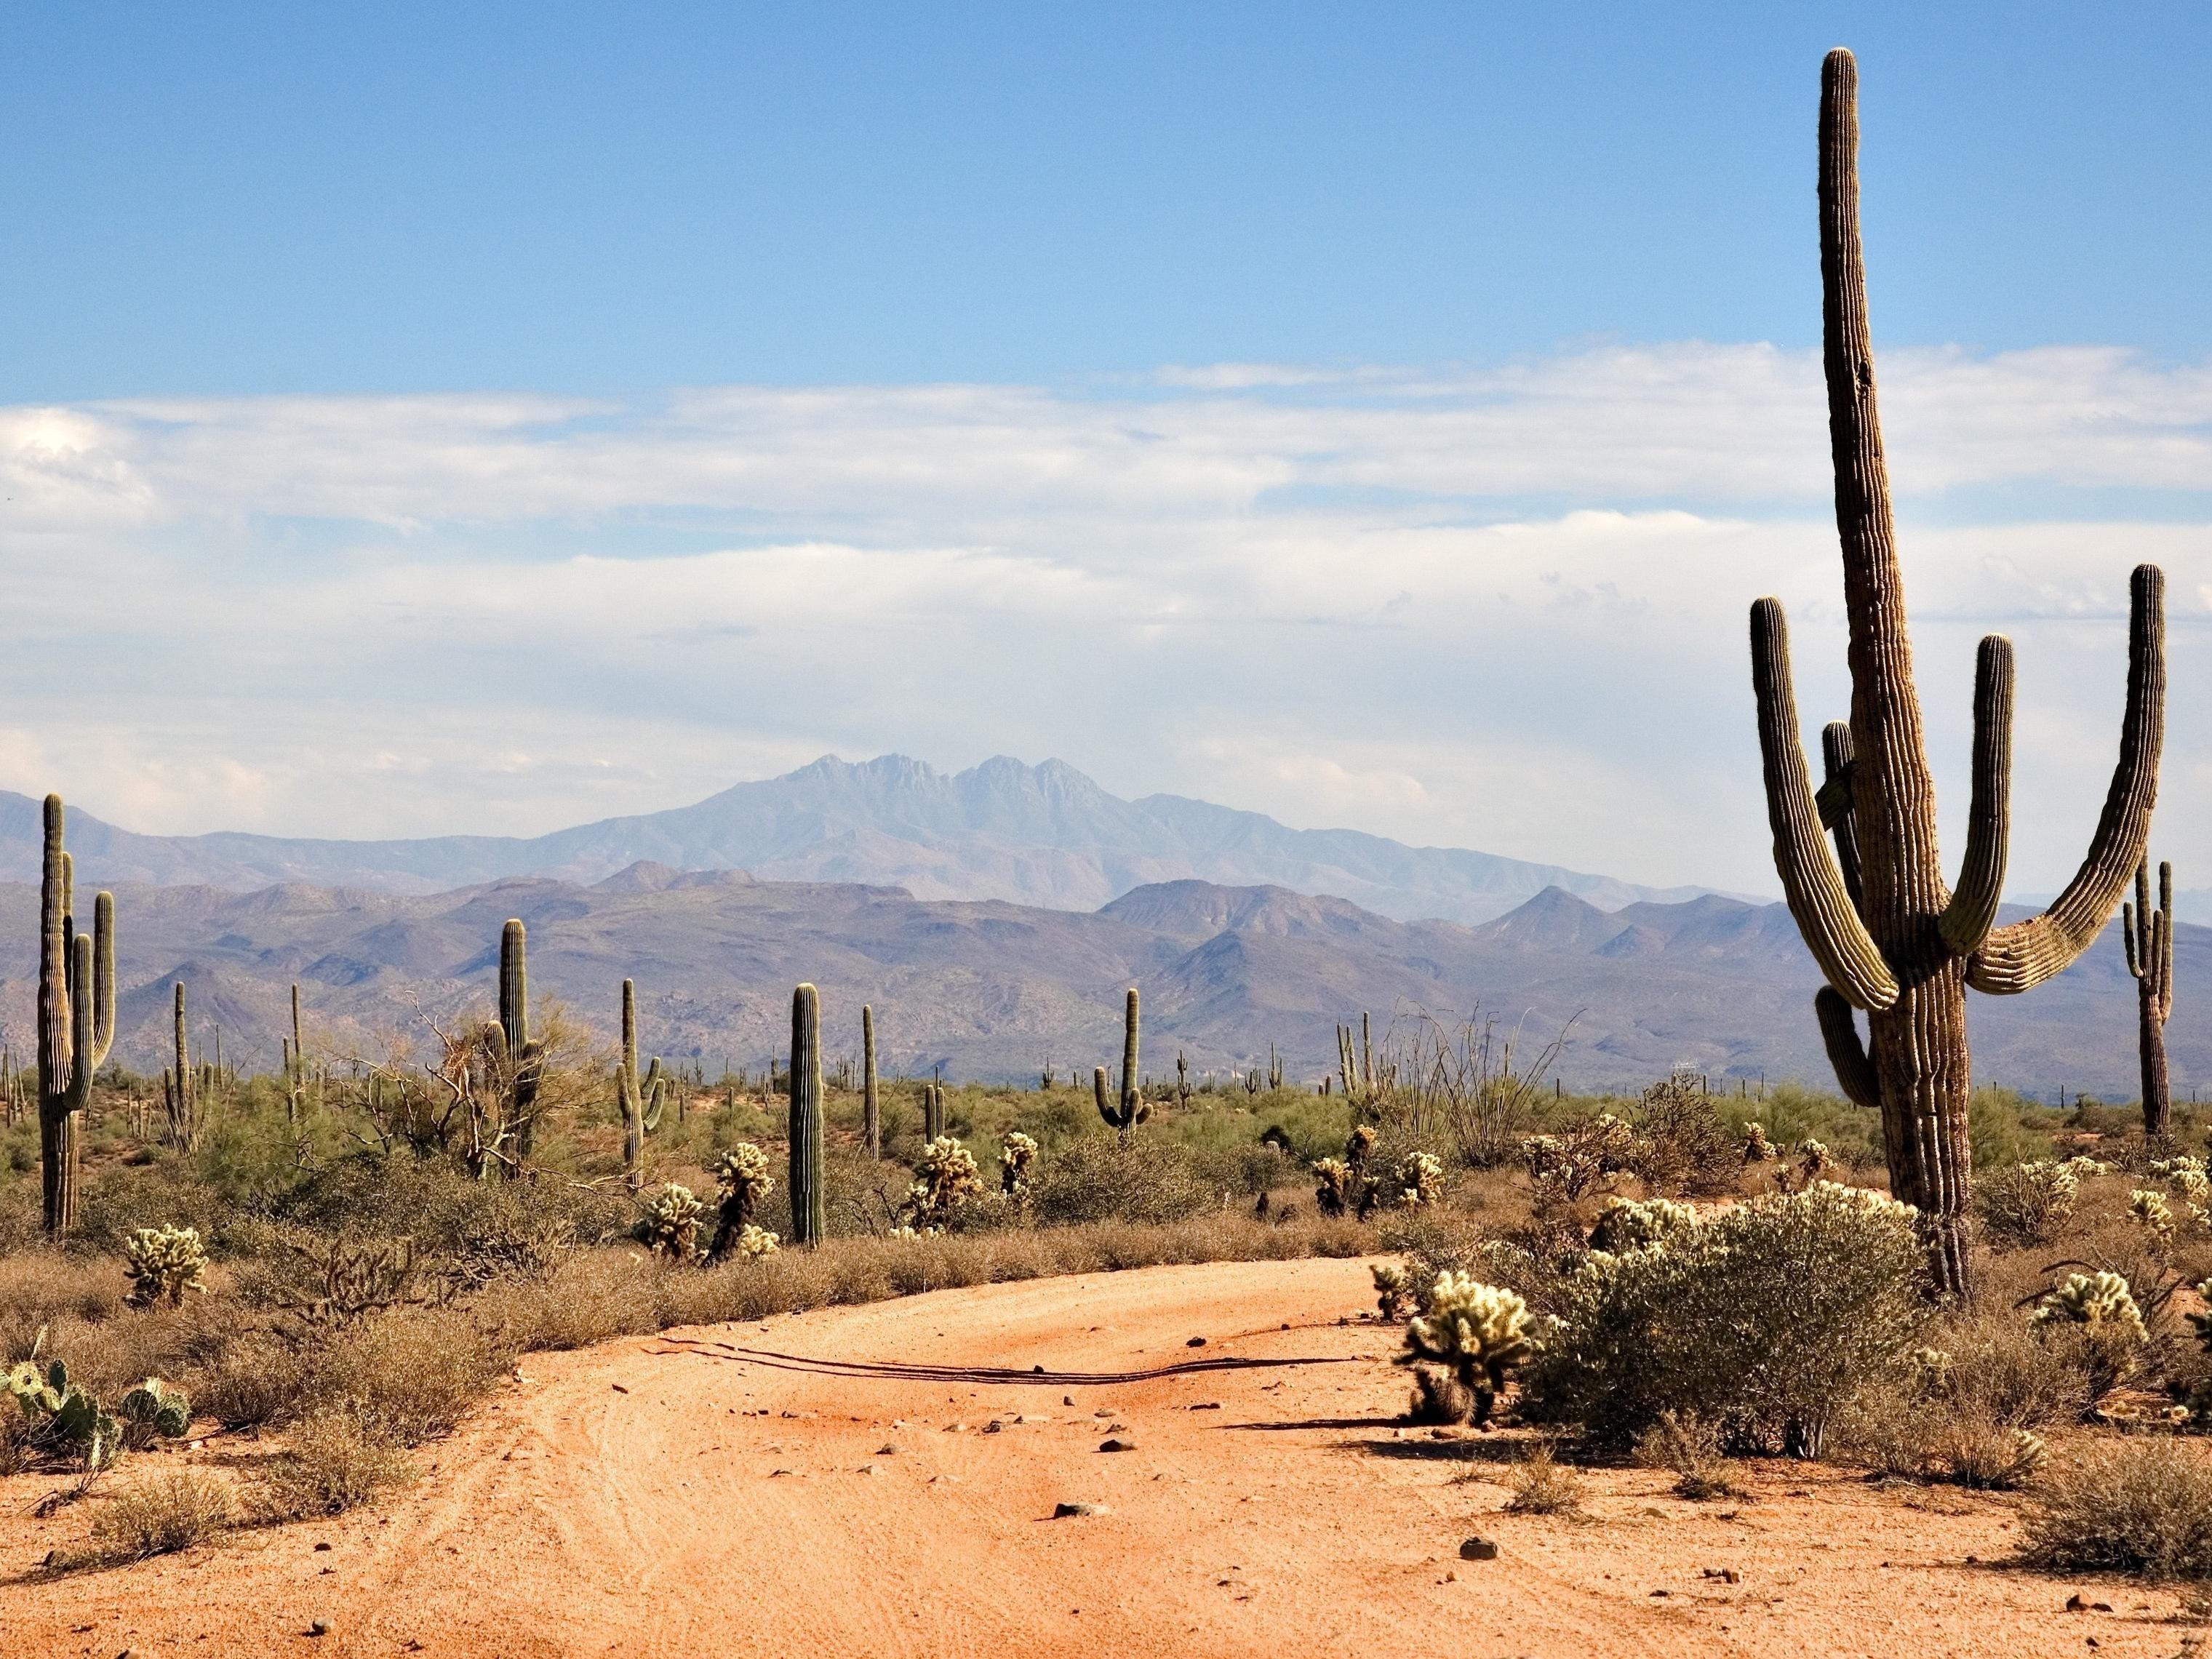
[1522,1180,1928,1455]
[1029,1134,1214,1226]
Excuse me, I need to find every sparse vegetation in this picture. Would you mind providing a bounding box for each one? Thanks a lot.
[2022,1440,2212,1578]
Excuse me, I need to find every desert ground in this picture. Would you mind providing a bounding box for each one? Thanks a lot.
[3,1256,2199,1658]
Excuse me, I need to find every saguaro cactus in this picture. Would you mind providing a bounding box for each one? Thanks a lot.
[483,919,544,1170]
[616,978,667,1193]
[163,983,192,1149]
[1751,50,2164,1294]
[2125,858,2177,1138]
[861,1005,880,1157]
[38,796,113,1236]
[788,983,825,1246]
[923,1076,944,1142]
[1096,987,1149,1143]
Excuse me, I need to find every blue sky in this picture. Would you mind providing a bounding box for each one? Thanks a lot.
[6,3,2210,397]
[0,4,2206,900]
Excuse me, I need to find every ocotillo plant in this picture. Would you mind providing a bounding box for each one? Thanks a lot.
[861,1004,880,1157]
[38,796,113,1236]
[616,978,667,1193]
[788,984,825,1246]
[2126,858,2177,1138]
[1096,987,1148,1142]
[1750,50,2163,1294]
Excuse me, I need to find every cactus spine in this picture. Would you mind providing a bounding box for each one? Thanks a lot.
[38,797,113,1236]
[1751,51,2164,1295]
[2126,858,2177,1138]
[1096,987,1148,1142]
[616,978,667,1193]
[861,1004,880,1157]
[788,984,825,1246]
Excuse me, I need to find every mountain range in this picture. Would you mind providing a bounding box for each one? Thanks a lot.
[0,755,1728,927]
[0,867,2191,1100]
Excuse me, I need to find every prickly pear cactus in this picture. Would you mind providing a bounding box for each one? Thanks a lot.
[123,1224,209,1308]
[119,1378,193,1447]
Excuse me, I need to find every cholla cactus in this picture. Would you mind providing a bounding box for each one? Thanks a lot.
[2061,1154,2115,1180]
[1741,1122,1777,1162]
[119,1378,192,1447]
[999,1130,1039,1196]
[732,1224,780,1260]
[906,1135,985,1228]
[1396,1273,1537,1426]
[640,1183,707,1260]
[1522,1113,1632,1202]
[123,1224,209,1308]
[1311,1156,1357,1218]
[1587,1196,1700,1253]
[1394,1151,1444,1207]
[1346,1124,1379,1172]
[1372,1262,1418,1321]
[2130,1188,2176,1239]
[1908,1346,1955,1396]
[2186,1281,2212,1351]
[2035,1271,2149,1346]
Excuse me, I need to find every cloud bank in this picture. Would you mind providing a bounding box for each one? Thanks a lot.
[1,341,2206,897]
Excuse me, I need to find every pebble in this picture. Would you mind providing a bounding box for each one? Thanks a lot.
[1053,1502,1109,1518]
[1099,1438,1136,1453]
[1458,1538,1499,1562]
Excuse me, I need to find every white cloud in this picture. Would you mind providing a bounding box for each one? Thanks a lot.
[0,340,2205,896]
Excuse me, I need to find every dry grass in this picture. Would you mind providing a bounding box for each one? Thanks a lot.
[1633,1410,1746,1501]
[2021,1439,2212,1578]
[1503,1444,1588,1516]
[254,1408,417,1519]
[86,1468,235,1562]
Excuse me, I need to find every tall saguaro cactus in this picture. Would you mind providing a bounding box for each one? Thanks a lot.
[923,1076,944,1142]
[1752,50,2164,1293]
[484,919,544,1170]
[1096,987,1148,1143]
[38,796,113,1236]
[861,1004,880,1157]
[2125,858,2177,1138]
[788,984,825,1245]
[617,978,667,1192]
[164,981,192,1149]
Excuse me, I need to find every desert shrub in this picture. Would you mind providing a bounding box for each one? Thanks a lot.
[1935,1419,2048,1490]
[88,1468,234,1560]
[2034,1271,2148,1401]
[194,1333,314,1429]
[2021,1439,2212,1578]
[302,1307,506,1444]
[1976,1159,2080,1247]
[467,1250,658,1356]
[1632,1410,1744,1500]
[255,1407,416,1519]
[1628,1079,1741,1197]
[1503,1444,1586,1516]
[1522,1181,1928,1455]
[1397,1272,1536,1425]
[1029,1135,1211,1227]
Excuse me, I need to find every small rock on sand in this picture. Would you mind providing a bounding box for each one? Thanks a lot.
[1099,1438,1136,1453]
[1458,1538,1498,1562]
[1053,1502,1109,1518]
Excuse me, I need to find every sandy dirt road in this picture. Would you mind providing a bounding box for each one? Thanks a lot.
[2,1255,2195,1657]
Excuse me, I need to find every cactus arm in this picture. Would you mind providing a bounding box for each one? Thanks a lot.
[1816,722,1864,913]
[1936,634,2016,954]
[1814,988,1880,1108]
[641,1058,666,1132]
[2160,860,2176,1018]
[1094,1065,1114,1126]
[89,891,114,1069]
[65,935,95,1114]
[1751,598,1899,1011]
[1968,565,2165,995]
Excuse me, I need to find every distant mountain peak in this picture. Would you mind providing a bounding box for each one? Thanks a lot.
[0,755,1743,926]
